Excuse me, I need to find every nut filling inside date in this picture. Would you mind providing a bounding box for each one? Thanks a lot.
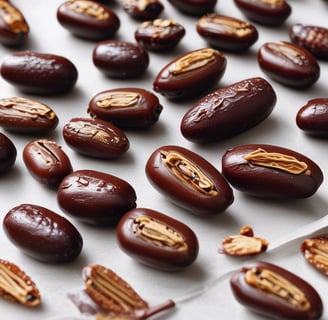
[95,92,140,108]
[261,0,284,5]
[161,151,218,196]
[303,238,328,270]
[267,42,308,66]
[0,262,39,307]
[0,97,56,120]
[244,148,311,175]
[66,0,109,20]
[245,268,311,310]
[169,48,217,76]
[133,216,188,251]
[0,2,28,33]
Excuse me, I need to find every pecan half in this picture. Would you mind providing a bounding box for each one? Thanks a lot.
[244,148,311,175]
[219,225,269,256]
[96,92,140,108]
[66,0,109,20]
[83,264,148,314]
[0,259,41,307]
[301,235,328,276]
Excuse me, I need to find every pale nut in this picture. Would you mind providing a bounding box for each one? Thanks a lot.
[219,225,269,256]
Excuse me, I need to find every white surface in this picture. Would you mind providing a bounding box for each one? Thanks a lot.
[1,0,328,319]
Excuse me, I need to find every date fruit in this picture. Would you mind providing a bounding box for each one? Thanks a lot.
[258,41,320,88]
[0,259,41,307]
[0,51,78,94]
[93,40,149,78]
[88,87,163,130]
[57,0,120,40]
[123,0,164,21]
[180,77,276,143]
[3,203,83,263]
[0,1,29,46]
[296,98,328,137]
[135,19,185,52]
[221,144,324,199]
[234,0,291,26]
[57,169,137,225]
[0,97,59,133]
[63,117,129,159]
[168,0,217,16]
[23,139,73,186]
[301,234,328,276]
[117,208,199,271]
[196,14,258,52]
[145,145,234,215]
[0,132,16,174]
[230,261,323,320]
[83,264,148,314]
[289,24,328,60]
[153,48,226,100]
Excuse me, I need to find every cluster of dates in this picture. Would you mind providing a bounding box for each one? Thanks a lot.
[1,0,328,319]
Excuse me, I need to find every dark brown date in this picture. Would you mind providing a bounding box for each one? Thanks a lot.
[57,0,120,40]
[0,97,59,133]
[122,0,164,21]
[153,48,226,100]
[88,87,163,130]
[196,14,258,52]
[234,0,291,26]
[0,1,29,46]
[117,208,199,271]
[289,24,328,60]
[23,139,73,186]
[180,77,276,143]
[0,132,16,174]
[168,0,217,16]
[230,261,323,320]
[3,204,83,263]
[258,41,320,88]
[57,169,137,225]
[145,145,234,215]
[0,51,78,94]
[135,19,185,52]
[63,117,129,159]
[221,144,323,199]
[92,40,149,78]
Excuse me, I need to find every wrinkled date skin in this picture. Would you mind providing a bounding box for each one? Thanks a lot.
[153,48,226,100]
[63,117,129,159]
[180,77,276,143]
[168,0,217,16]
[57,0,120,40]
[196,14,259,52]
[135,19,185,52]
[0,51,78,94]
[230,261,323,320]
[88,87,163,130]
[122,0,164,21]
[145,145,234,215]
[117,208,199,271]
[221,143,323,199]
[234,0,291,26]
[296,98,328,137]
[57,169,137,225]
[93,40,149,78]
[23,139,73,186]
[0,132,16,174]
[289,24,328,60]
[3,204,83,263]
[258,41,320,88]
[0,97,59,133]
[0,1,29,46]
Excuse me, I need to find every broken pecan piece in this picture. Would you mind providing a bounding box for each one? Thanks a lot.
[83,264,148,314]
[301,234,328,276]
[219,225,269,256]
[0,259,41,307]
